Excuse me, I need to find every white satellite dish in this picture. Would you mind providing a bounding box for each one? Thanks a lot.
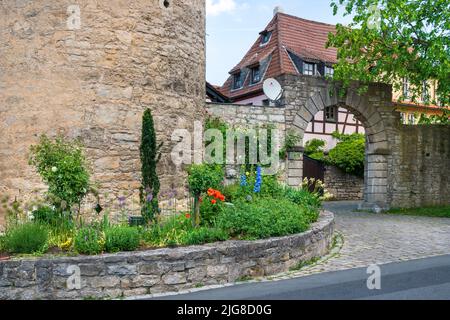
[263,78,283,101]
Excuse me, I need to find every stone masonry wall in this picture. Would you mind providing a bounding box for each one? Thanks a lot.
[0,0,206,226]
[206,102,287,180]
[388,125,450,208]
[324,166,363,201]
[0,211,334,300]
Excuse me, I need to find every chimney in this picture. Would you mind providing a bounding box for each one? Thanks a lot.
[273,6,284,16]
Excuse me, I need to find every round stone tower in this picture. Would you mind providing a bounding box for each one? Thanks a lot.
[0,0,206,223]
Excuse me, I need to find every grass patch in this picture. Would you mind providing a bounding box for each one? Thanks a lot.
[289,257,320,272]
[387,206,450,218]
[236,275,253,282]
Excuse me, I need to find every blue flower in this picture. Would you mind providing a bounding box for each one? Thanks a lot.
[253,166,262,193]
[240,174,248,187]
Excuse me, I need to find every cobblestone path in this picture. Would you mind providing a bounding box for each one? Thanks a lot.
[285,201,450,277]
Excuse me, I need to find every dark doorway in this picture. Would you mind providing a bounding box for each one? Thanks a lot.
[303,154,325,192]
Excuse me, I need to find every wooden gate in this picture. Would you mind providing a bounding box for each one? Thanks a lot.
[303,154,325,192]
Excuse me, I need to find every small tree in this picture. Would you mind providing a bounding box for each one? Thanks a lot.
[187,164,223,227]
[140,109,162,223]
[29,135,90,215]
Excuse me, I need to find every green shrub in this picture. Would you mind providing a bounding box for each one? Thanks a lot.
[3,223,48,254]
[282,187,321,223]
[216,198,311,240]
[104,226,140,253]
[304,139,326,161]
[181,227,228,246]
[328,133,365,176]
[187,164,224,196]
[74,227,103,255]
[222,183,242,203]
[33,205,59,224]
[29,135,91,211]
[187,164,224,226]
[143,214,192,247]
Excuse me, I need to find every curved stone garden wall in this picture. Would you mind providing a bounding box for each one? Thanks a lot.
[0,211,334,300]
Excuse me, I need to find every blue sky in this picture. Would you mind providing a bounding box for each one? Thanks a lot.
[206,0,354,85]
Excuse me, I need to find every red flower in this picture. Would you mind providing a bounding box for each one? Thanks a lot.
[185,213,191,219]
[211,199,217,205]
[207,188,215,196]
[218,195,225,202]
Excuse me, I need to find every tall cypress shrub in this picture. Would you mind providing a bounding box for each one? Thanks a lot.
[140,109,162,222]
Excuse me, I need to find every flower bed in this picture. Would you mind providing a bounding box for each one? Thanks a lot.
[0,163,324,259]
[0,210,334,300]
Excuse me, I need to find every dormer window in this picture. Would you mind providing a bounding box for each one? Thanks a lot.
[260,31,272,46]
[303,62,316,76]
[232,72,243,90]
[250,65,261,84]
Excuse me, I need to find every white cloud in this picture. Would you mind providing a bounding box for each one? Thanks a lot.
[206,0,237,17]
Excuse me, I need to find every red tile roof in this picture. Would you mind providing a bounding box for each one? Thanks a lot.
[220,13,337,100]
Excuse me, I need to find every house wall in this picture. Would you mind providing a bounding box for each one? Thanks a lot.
[0,0,206,227]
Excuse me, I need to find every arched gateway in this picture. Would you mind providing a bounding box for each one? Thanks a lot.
[279,75,397,211]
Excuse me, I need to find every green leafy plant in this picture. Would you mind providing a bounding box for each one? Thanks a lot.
[304,139,326,161]
[418,109,450,125]
[283,186,321,223]
[104,226,141,253]
[29,135,90,213]
[181,227,228,246]
[74,227,104,255]
[328,132,365,176]
[216,198,312,240]
[187,164,223,226]
[140,109,162,223]
[3,223,48,254]
[205,116,228,163]
[279,129,301,160]
[143,214,192,247]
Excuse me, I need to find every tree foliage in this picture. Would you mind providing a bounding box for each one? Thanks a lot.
[140,109,162,222]
[29,135,90,211]
[328,0,450,106]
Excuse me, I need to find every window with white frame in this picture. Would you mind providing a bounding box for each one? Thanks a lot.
[325,66,334,78]
[403,78,410,99]
[400,112,406,124]
[303,62,315,76]
[408,113,416,124]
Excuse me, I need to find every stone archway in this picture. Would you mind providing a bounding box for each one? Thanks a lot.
[279,75,395,211]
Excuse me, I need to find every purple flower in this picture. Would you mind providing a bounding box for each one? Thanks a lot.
[118,196,126,208]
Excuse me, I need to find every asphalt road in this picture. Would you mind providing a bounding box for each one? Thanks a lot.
[153,254,450,300]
